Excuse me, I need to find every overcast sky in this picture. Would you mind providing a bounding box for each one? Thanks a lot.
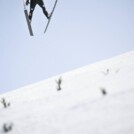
[0,0,134,93]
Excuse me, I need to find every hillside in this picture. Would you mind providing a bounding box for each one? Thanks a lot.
[0,51,134,134]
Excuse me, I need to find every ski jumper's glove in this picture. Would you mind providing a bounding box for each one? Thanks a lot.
[26,0,29,5]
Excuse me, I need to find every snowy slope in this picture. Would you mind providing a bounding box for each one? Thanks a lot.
[0,51,134,134]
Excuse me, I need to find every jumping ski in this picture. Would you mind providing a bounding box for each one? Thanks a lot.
[44,0,58,34]
[23,0,34,36]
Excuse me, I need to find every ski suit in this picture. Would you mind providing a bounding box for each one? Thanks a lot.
[26,0,49,21]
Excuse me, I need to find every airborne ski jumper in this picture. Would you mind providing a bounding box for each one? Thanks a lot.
[26,0,50,22]
[23,0,58,35]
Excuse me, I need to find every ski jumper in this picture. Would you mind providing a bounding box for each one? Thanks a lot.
[27,0,49,21]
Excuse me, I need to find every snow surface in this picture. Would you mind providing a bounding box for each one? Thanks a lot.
[0,51,134,134]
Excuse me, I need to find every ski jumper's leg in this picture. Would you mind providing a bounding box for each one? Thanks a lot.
[29,1,36,21]
[38,0,49,19]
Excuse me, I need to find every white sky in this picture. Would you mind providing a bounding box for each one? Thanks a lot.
[0,0,134,93]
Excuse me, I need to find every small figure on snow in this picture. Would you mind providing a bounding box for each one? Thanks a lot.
[100,87,107,96]
[26,0,51,22]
